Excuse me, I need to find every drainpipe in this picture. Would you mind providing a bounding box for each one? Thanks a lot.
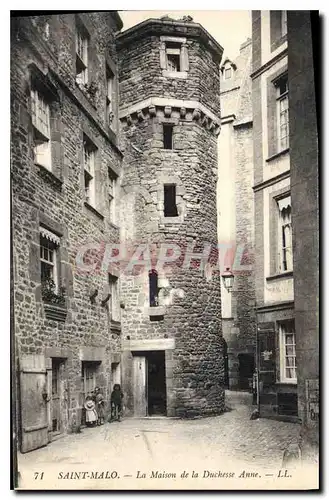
[255,303,260,414]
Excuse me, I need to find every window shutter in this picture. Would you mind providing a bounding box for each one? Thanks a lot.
[180,44,189,72]
[159,42,167,69]
[258,322,276,387]
[267,77,277,157]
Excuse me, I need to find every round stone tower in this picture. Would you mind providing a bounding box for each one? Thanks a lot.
[116,16,224,418]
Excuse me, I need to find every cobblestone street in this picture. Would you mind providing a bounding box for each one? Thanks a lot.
[17,391,318,490]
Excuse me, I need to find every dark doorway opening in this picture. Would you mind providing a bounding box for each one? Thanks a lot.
[147,351,167,416]
[238,353,255,391]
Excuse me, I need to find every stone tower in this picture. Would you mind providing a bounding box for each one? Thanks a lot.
[116,16,224,418]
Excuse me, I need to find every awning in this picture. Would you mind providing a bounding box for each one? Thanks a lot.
[40,226,60,245]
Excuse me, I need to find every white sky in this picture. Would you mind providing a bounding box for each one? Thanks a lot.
[119,10,251,60]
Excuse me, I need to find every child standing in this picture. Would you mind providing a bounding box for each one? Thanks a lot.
[110,384,124,422]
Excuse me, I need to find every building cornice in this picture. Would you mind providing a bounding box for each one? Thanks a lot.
[116,18,223,62]
[253,169,290,192]
[250,48,288,80]
[119,97,221,136]
[256,301,294,314]
[221,114,236,125]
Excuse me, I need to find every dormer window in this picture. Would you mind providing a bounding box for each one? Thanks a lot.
[221,58,236,81]
[224,67,232,80]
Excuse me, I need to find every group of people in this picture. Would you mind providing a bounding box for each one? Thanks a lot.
[84,384,124,426]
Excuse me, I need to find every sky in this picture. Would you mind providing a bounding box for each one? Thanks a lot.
[119,10,251,61]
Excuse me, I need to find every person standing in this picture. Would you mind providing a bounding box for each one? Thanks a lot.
[110,384,124,422]
[84,394,98,427]
[94,387,105,425]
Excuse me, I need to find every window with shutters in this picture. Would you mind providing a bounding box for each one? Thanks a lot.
[160,36,189,77]
[277,195,292,272]
[276,75,289,152]
[83,136,96,207]
[166,43,181,72]
[31,88,52,171]
[279,320,296,383]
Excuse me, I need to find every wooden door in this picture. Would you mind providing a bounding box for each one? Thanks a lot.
[133,356,147,417]
[19,354,49,453]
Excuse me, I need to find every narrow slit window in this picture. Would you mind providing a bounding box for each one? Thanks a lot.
[163,124,173,150]
[164,184,178,217]
[149,270,159,307]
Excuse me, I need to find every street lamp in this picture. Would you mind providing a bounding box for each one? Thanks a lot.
[221,267,234,293]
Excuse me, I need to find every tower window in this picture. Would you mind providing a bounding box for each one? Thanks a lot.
[163,124,173,150]
[164,184,178,217]
[149,270,159,307]
[166,43,181,72]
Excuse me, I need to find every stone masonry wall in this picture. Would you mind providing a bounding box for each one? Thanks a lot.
[118,27,221,117]
[119,113,224,417]
[11,13,122,436]
[117,21,224,417]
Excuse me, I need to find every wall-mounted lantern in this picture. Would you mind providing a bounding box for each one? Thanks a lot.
[221,267,234,293]
[101,293,111,307]
[90,289,98,304]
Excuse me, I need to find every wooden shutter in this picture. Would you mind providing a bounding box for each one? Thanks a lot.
[133,356,147,417]
[19,354,49,453]
[180,44,189,72]
[258,322,276,387]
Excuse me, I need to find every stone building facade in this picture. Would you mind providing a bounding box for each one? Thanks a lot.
[218,38,256,391]
[287,11,319,450]
[116,17,225,418]
[12,12,226,452]
[251,11,297,420]
[11,12,123,452]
